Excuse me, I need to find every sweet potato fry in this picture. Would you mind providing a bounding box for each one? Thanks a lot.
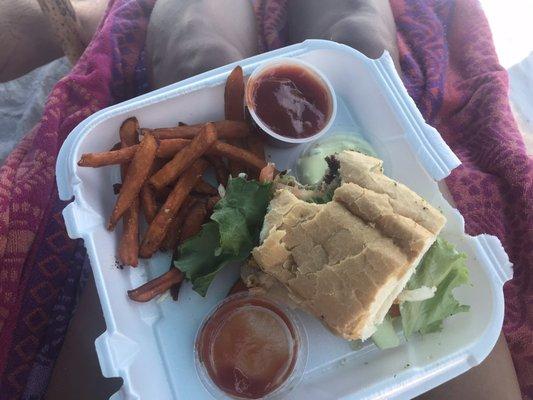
[259,162,276,183]
[225,66,245,121]
[143,120,249,140]
[155,139,190,158]
[227,150,246,177]
[149,124,217,190]
[169,278,182,301]
[118,198,139,266]
[155,186,172,203]
[160,213,181,252]
[78,138,266,171]
[246,135,266,179]
[206,195,220,213]
[225,66,247,176]
[179,201,207,243]
[127,268,184,302]
[211,141,267,171]
[139,159,164,224]
[108,134,157,229]
[152,157,168,171]
[168,223,188,300]
[162,198,206,299]
[77,139,189,168]
[140,159,209,258]
[206,155,228,187]
[160,196,195,251]
[140,185,158,223]
[118,117,140,266]
[110,142,121,151]
[78,146,137,167]
[161,197,206,251]
[120,117,140,146]
[193,178,218,196]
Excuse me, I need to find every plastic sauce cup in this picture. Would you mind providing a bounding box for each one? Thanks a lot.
[195,292,308,399]
[245,58,337,147]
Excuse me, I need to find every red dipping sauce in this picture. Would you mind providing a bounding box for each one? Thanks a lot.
[247,60,335,141]
[196,294,303,399]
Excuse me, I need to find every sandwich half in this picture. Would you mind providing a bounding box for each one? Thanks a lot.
[249,151,446,340]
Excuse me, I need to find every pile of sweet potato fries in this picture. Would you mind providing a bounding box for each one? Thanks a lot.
[77,66,268,301]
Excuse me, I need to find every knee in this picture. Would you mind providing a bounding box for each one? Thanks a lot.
[151,32,245,88]
[327,15,390,59]
[148,0,252,87]
[177,38,245,80]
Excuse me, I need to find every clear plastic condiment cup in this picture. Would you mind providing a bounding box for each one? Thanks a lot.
[245,58,337,147]
[195,292,308,399]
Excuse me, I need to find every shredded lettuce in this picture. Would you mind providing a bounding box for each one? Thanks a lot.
[400,237,470,338]
[174,177,272,296]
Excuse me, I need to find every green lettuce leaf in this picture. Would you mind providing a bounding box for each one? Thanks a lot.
[400,237,470,338]
[211,177,273,255]
[174,177,272,296]
[372,315,400,350]
[174,222,242,296]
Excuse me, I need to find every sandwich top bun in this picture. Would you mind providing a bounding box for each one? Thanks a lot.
[250,151,446,340]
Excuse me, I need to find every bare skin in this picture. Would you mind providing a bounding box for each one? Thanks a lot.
[287,0,400,71]
[0,0,107,82]
[0,0,62,82]
[147,0,258,88]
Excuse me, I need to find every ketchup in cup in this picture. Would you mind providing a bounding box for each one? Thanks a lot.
[195,293,307,399]
[246,58,336,145]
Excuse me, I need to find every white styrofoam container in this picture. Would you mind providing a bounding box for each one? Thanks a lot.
[56,40,512,400]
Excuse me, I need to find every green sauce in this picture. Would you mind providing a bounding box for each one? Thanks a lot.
[296,133,377,185]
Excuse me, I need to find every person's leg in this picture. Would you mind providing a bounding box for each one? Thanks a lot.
[147,0,258,88]
[0,0,63,82]
[0,0,108,83]
[287,0,400,71]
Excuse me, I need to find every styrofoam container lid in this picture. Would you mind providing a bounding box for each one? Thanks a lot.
[56,40,512,400]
